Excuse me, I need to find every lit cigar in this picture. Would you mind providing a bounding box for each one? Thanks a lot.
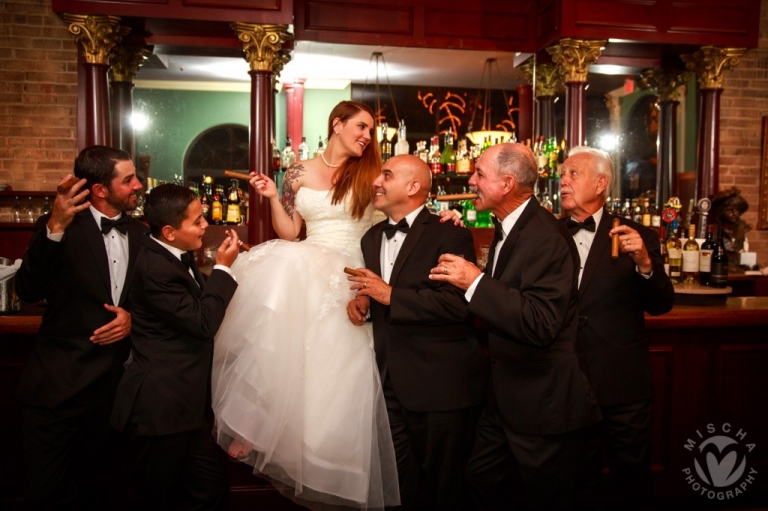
[56,176,81,194]
[436,193,478,201]
[344,267,365,277]
[225,230,251,251]
[611,218,621,259]
[224,170,253,181]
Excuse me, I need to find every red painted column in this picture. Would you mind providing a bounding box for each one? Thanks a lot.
[516,83,532,144]
[283,79,305,153]
[83,63,111,147]
[249,69,277,245]
[696,88,722,201]
[564,82,587,152]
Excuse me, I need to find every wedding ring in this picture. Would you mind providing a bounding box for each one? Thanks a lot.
[442,266,448,275]
[363,282,367,289]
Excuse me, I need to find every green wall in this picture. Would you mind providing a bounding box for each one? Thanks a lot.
[134,85,351,182]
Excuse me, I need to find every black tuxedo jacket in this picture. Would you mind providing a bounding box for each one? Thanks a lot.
[564,211,674,406]
[15,210,147,408]
[361,208,487,413]
[110,235,237,436]
[468,198,601,436]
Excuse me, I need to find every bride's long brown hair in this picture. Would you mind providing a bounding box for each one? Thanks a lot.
[327,101,381,220]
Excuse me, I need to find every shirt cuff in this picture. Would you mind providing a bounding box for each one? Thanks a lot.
[213,264,235,281]
[465,274,484,302]
[45,225,64,242]
[636,266,653,279]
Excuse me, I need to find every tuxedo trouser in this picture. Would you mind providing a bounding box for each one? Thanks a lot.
[466,401,594,511]
[383,375,479,511]
[581,399,652,511]
[127,423,229,511]
[22,376,114,510]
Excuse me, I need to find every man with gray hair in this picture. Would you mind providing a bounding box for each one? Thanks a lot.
[560,146,673,510]
[430,143,601,509]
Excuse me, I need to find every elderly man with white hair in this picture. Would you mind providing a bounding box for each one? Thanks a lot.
[560,146,674,510]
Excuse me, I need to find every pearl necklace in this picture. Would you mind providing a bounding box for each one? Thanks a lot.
[320,152,341,168]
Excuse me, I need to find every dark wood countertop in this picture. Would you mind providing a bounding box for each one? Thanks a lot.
[3,298,768,337]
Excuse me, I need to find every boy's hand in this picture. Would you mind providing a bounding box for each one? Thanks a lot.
[215,230,240,267]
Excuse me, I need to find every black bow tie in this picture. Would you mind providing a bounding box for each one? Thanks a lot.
[565,216,596,236]
[383,218,410,239]
[100,215,129,235]
[180,252,194,269]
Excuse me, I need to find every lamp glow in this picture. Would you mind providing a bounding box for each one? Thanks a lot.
[131,112,149,131]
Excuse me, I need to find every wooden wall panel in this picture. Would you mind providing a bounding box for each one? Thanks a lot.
[649,345,674,474]
[183,0,280,10]
[549,0,760,49]
[295,0,538,52]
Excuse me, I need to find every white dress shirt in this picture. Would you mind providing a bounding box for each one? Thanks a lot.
[90,206,130,305]
[150,236,234,287]
[380,206,424,284]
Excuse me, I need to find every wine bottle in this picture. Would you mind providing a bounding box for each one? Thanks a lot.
[462,190,476,228]
[710,224,729,288]
[440,128,456,173]
[698,227,715,286]
[666,219,682,284]
[681,224,699,285]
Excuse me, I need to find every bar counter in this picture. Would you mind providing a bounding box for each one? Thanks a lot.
[1,298,767,506]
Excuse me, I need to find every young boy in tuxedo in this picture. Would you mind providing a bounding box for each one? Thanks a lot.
[110,184,240,510]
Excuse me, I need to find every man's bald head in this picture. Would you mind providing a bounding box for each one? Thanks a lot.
[373,155,433,221]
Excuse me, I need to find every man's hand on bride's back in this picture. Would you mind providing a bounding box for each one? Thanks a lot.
[249,173,278,199]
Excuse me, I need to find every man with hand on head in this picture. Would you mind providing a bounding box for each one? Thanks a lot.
[559,146,673,510]
[429,142,601,510]
[15,145,147,508]
[347,154,487,510]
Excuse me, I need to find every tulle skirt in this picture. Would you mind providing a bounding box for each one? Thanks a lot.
[211,238,399,509]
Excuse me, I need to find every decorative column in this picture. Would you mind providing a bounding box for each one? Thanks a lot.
[283,79,306,155]
[681,46,746,201]
[232,22,292,245]
[62,14,128,147]
[109,43,152,158]
[547,38,606,151]
[515,59,534,144]
[641,68,692,209]
[521,60,560,142]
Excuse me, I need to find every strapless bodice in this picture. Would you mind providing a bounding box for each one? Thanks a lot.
[294,187,373,249]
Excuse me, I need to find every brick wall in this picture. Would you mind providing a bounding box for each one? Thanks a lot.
[720,0,768,267]
[0,0,78,192]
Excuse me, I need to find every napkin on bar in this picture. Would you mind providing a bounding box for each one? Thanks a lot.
[0,259,22,284]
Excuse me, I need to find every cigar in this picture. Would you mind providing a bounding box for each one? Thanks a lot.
[611,218,621,259]
[56,176,81,194]
[435,193,477,201]
[224,170,253,181]
[225,230,251,251]
[344,267,365,277]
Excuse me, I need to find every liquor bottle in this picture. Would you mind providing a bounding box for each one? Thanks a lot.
[622,199,632,220]
[540,192,553,213]
[461,191,477,228]
[272,139,281,171]
[394,120,409,156]
[281,137,296,170]
[211,186,223,225]
[226,179,241,225]
[11,196,21,223]
[314,136,325,157]
[298,136,310,161]
[200,183,212,221]
[428,135,442,175]
[415,141,428,163]
[666,219,682,284]
[25,196,36,223]
[380,124,392,162]
[681,224,700,285]
[535,136,548,178]
[710,224,729,288]
[456,139,471,175]
[632,200,642,223]
[658,226,670,276]
[440,128,456,174]
[699,227,715,286]
[651,204,661,232]
[642,199,651,227]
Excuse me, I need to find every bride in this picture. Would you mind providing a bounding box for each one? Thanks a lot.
[211,101,400,509]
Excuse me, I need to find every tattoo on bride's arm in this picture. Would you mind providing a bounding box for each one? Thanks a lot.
[281,164,305,218]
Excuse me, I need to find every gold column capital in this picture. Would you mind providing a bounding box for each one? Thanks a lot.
[546,38,606,83]
[681,46,746,90]
[535,63,561,97]
[61,14,129,65]
[231,22,292,73]
[110,43,153,83]
[640,68,693,102]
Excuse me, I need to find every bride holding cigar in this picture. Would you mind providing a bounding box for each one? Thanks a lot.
[210,101,399,510]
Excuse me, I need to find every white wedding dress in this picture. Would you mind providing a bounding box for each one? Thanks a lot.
[211,187,399,510]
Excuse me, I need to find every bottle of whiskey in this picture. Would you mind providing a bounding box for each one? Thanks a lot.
[710,224,729,288]
[211,186,223,225]
[428,135,442,175]
[642,199,651,227]
[380,124,392,162]
[698,227,715,286]
[226,179,241,225]
[200,183,212,221]
[681,224,700,284]
[666,219,682,284]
